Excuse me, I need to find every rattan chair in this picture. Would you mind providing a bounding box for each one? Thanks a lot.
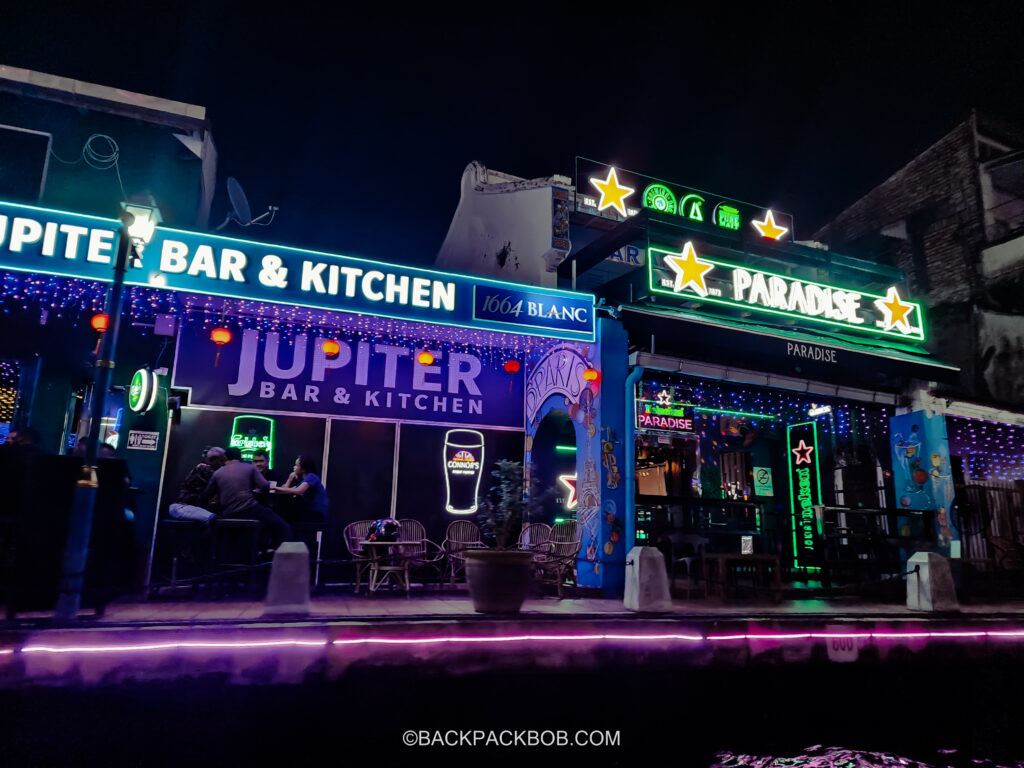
[517,522,552,553]
[535,520,581,597]
[398,518,444,585]
[342,520,375,593]
[442,520,485,585]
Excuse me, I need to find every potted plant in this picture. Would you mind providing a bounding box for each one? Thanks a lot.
[464,459,554,613]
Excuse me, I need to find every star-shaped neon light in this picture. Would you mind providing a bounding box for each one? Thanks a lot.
[655,389,672,407]
[589,167,635,217]
[751,209,789,240]
[791,440,815,465]
[558,474,578,510]
[664,241,715,297]
[874,286,915,334]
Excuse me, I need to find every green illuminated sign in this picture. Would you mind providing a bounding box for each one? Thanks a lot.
[787,422,824,569]
[229,414,275,466]
[642,184,677,214]
[635,390,696,433]
[127,368,158,413]
[648,242,926,342]
[714,203,740,230]
[680,194,705,222]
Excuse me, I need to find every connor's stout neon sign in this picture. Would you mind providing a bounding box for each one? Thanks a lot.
[648,242,925,341]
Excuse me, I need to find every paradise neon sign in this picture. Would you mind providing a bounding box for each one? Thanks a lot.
[649,242,925,341]
[635,389,696,433]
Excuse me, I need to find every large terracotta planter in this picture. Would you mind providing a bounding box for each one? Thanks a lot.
[464,549,534,614]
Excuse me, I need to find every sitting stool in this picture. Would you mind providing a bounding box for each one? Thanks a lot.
[210,518,263,592]
[154,519,209,594]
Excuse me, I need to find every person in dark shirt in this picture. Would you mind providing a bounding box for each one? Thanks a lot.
[273,454,330,522]
[201,446,292,546]
[169,447,226,523]
[251,449,285,487]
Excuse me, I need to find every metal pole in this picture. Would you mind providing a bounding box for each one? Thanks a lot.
[54,221,131,622]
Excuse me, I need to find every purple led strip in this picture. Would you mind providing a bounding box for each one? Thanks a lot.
[5,629,1024,657]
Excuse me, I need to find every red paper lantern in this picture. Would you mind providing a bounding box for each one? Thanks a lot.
[90,313,110,332]
[210,327,233,346]
[583,367,599,382]
[503,359,521,374]
[417,350,435,365]
[322,339,341,358]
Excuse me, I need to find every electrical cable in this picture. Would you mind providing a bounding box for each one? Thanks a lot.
[47,133,127,200]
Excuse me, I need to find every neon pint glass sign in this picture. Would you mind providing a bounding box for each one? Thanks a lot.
[229,414,275,465]
[444,429,484,515]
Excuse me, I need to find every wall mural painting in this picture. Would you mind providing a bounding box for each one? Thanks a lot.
[525,343,602,571]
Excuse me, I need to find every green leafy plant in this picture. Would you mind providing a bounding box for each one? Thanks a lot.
[476,459,557,549]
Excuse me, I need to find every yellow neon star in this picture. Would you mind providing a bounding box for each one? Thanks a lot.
[589,167,635,217]
[875,286,915,333]
[664,241,715,297]
[751,209,789,240]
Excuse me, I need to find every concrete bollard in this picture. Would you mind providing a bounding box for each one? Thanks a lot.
[907,551,960,612]
[624,546,673,612]
[263,542,311,617]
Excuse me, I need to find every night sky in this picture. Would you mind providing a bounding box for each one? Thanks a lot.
[4,3,1024,266]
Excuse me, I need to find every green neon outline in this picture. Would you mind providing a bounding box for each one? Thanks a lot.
[694,406,777,420]
[714,203,741,230]
[642,184,677,214]
[787,421,824,571]
[555,445,577,453]
[680,194,706,222]
[647,245,926,342]
[230,414,276,468]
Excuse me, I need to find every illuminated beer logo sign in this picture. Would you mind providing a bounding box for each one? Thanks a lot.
[229,414,275,463]
[787,422,824,569]
[576,159,792,238]
[649,242,926,341]
[636,389,696,433]
[127,368,158,413]
[444,429,484,515]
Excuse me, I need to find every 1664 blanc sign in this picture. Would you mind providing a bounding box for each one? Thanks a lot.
[0,199,594,342]
[172,325,525,429]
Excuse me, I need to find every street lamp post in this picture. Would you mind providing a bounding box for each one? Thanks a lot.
[54,204,157,622]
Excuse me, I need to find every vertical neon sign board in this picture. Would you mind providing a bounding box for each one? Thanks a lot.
[444,429,484,514]
[230,415,275,466]
[787,421,824,568]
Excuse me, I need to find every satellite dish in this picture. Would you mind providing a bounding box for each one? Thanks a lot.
[214,176,278,231]
[227,176,252,225]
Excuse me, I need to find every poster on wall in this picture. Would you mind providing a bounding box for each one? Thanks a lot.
[173,325,525,429]
[889,410,957,554]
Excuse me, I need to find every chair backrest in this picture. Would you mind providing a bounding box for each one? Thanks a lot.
[549,520,581,558]
[518,522,551,550]
[398,519,427,556]
[445,520,482,553]
[343,520,375,557]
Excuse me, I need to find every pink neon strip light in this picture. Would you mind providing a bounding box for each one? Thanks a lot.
[11,628,1024,656]
[21,639,327,654]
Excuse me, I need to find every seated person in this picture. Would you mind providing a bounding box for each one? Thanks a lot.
[201,446,292,547]
[251,448,285,503]
[273,454,330,523]
[169,447,226,523]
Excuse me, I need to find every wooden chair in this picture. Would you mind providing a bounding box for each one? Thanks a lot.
[442,520,485,585]
[397,518,444,584]
[342,520,375,593]
[668,533,707,599]
[535,520,581,597]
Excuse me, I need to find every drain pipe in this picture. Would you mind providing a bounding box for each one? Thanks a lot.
[624,365,644,550]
